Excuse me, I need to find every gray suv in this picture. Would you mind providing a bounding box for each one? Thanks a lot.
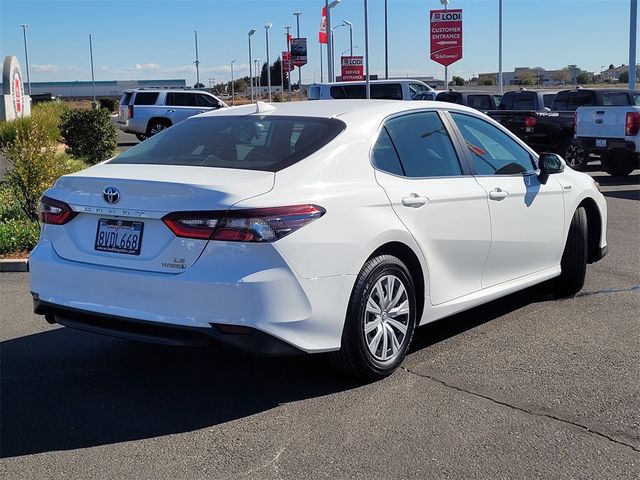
[117,88,227,141]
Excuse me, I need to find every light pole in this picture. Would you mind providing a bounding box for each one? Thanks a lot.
[19,24,31,96]
[629,0,637,89]
[331,24,345,80]
[342,46,359,56]
[88,34,96,106]
[440,0,450,89]
[384,0,389,79]
[285,26,292,101]
[265,23,272,102]
[255,58,261,100]
[194,30,200,87]
[364,0,370,98]
[326,0,341,82]
[248,29,256,102]
[230,60,236,106]
[293,11,302,95]
[498,0,503,94]
[343,20,353,57]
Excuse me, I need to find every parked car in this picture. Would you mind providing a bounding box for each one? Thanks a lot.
[574,105,640,176]
[117,88,227,141]
[435,89,502,111]
[487,88,639,169]
[31,100,608,379]
[307,79,435,101]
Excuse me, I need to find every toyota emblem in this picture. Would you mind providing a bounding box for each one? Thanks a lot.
[103,186,120,204]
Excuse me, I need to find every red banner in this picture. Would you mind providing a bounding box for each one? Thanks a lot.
[341,56,364,81]
[282,52,294,72]
[430,9,463,67]
[319,7,327,44]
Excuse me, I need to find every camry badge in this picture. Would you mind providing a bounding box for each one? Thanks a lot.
[103,186,120,204]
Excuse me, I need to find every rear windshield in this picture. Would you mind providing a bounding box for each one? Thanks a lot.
[109,116,346,172]
[543,94,556,109]
[601,92,631,106]
[120,92,132,106]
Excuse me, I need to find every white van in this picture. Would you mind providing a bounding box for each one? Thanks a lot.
[307,80,436,101]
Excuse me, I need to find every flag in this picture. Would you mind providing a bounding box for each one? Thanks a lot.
[287,33,293,44]
[319,6,327,44]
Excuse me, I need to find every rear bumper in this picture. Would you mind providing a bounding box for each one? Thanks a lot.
[575,137,639,156]
[29,240,354,353]
[33,298,303,356]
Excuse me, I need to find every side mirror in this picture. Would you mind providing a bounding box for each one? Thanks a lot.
[538,152,565,184]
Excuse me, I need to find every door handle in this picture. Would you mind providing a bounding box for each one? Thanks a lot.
[166,109,176,114]
[401,194,429,208]
[489,188,509,201]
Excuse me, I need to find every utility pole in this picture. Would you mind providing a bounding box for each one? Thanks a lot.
[384,0,389,79]
[285,26,292,101]
[265,23,272,102]
[248,29,256,102]
[293,11,302,96]
[630,0,637,88]
[498,0,503,94]
[89,34,96,106]
[231,60,236,106]
[194,30,201,87]
[364,0,370,98]
[19,24,32,96]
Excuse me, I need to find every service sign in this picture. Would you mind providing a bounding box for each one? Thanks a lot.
[291,38,307,67]
[341,56,364,81]
[282,52,295,72]
[430,9,463,67]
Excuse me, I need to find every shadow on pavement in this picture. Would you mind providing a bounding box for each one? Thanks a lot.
[1,286,550,458]
[591,173,640,187]
[602,189,640,201]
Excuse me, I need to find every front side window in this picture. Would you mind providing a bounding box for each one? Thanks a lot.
[451,113,536,176]
[196,94,218,107]
[409,83,428,99]
[384,112,461,178]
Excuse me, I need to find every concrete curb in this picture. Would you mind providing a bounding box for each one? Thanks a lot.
[0,259,29,272]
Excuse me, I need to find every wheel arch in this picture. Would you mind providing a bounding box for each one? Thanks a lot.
[577,197,602,264]
[146,117,172,132]
[367,241,426,323]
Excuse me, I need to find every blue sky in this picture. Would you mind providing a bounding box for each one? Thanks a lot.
[0,0,637,85]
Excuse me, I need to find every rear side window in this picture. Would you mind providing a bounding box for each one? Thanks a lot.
[372,128,404,176]
[120,92,132,106]
[331,85,363,99]
[166,92,197,107]
[436,92,463,104]
[634,93,640,106]
[371,83,402,100]
[109,116,346,172]
[384,112,461,178]
[133,92,159,105]
[467,95,492,110]
[308,86,321,100]
[602,92,631,106]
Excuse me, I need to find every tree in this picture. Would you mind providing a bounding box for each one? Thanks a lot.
[576,71,593,84]
[608,64,615,70]
[451,76,465,86]
[552,68,571,84]
[619,70,629,83]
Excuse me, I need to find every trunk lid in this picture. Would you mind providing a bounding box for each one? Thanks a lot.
[44,164,275,273]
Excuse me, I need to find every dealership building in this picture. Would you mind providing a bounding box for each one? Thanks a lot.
[6,79,187,99]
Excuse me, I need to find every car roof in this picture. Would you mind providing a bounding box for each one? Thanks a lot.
[124,88,213,94]
[198,99,480,123]
[312,79,433,88]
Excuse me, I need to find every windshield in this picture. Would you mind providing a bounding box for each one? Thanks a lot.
[109,116,345,172]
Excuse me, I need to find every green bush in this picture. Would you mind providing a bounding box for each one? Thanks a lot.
[0,219,40,254]
[0,116,32,150]
[2,120,85,220]
[60,108,117,164]
[0,186,25,222]
[0,101,69,149]
[99,97,118,112]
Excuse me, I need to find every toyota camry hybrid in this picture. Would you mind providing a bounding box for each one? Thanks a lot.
[29,100,608,379]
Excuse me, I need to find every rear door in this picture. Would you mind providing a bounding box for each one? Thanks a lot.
[165,92,205,124]
[372,111,491,305]
[449,112,565,287]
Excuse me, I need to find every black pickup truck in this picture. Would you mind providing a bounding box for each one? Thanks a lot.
[487,88,640,169]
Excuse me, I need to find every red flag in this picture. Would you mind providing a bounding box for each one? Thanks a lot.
[287,33,293,43]
[319,6,327,44]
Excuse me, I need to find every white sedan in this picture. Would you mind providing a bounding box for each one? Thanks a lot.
[30,100,608,379]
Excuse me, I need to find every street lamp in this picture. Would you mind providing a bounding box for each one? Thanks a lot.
[230,60,236,106]
[265,23,272,102]
[364,0,370,98]
[88,34,96,106]
[325,0,341,82]
[342,46,359,56]
[285,26,292,101]
[19,24,31,97]
[342,20,353,57]
[194,30,201,87]
[293,11,302,95]
[384,0,388,78]
[248,29,256,102]
[331,24,345,80]
[498,0,503,94]
[255,58,261,100]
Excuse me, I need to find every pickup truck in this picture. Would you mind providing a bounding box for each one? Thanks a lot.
[487,88,640,170]
[435,90,502,112]
[574,106,640,176]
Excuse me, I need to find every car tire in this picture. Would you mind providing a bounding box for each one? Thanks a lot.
[563,142,587,170]
[146,120,171,137]
[330,255,417,380]
[135,133,147,142]
[602,149,636,177]
[553,207,588,297]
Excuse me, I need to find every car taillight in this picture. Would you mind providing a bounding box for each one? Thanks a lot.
[38,196,77,225]
[128,105,133,118]
[625,111,640,136]
[162,205,325,242]
[524,116,537,128]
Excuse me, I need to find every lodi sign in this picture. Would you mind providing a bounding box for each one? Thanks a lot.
[430,9,463,67]
[2,55,31,121]
[341,56,364,81]
[291,38,307,67]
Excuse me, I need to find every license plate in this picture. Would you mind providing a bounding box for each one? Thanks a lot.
[94,219,144,255]
[596,138,607,148]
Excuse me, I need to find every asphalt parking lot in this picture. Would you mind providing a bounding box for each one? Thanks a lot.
[1,165,639,479]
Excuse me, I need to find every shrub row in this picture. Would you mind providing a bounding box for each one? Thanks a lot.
[0,219,40,255]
